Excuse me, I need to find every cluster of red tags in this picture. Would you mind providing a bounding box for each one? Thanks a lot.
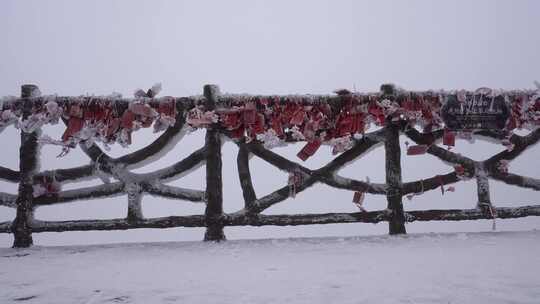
[405,128,456,156]
[2,86,538,200]
[188,94,370,160]
[186,91,539,164]
[1,87,538,158]
[61,96,177,148]
[186,91,451,162]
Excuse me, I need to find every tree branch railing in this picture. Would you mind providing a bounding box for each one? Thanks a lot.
[0,84,539,247]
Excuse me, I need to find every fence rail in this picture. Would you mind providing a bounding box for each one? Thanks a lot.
[1,84,539,248]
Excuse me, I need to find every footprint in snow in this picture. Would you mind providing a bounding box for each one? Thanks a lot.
[2,253,30,258]
[69,249,88,254]
[106,295,131,303]
[12,295,38,301]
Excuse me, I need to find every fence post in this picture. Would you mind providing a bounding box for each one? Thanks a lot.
[11,84,41,248]
[203,84,226,241]
[383,85,407,235]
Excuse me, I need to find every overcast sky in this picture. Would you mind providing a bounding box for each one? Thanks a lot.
[1,0,539,246]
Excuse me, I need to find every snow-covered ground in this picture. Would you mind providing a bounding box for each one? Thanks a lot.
[1,230,539,304]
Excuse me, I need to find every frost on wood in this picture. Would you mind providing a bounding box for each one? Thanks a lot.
[0,221,11,233]
[237,143,257,211]
[145,182,205,202]
[0,192,17,208]
[203,84,226,241]
[324,173,387,194]
[490,173,540,191]
[126,183,143,221]
[30,215,207,232]
[33,182,125,206]
[475,163,491,208]
[145,147,206,182]
[0,166,19,183]
[402,171,459,196]
[1,83,540,245]
[385,123,406,234]
[12,85,42,248]
[3,204,537,233]
[2,84,538,160]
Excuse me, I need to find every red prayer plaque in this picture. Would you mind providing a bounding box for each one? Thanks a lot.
[443,129,455,146]
[407,144,429,155]
[297,140,322,161]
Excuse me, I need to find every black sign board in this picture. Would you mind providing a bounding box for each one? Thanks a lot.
[441,95,510,130]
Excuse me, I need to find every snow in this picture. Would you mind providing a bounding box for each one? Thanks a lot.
[1,230,539,304]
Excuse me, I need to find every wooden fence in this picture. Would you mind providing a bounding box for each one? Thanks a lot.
[1,84,539,248]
